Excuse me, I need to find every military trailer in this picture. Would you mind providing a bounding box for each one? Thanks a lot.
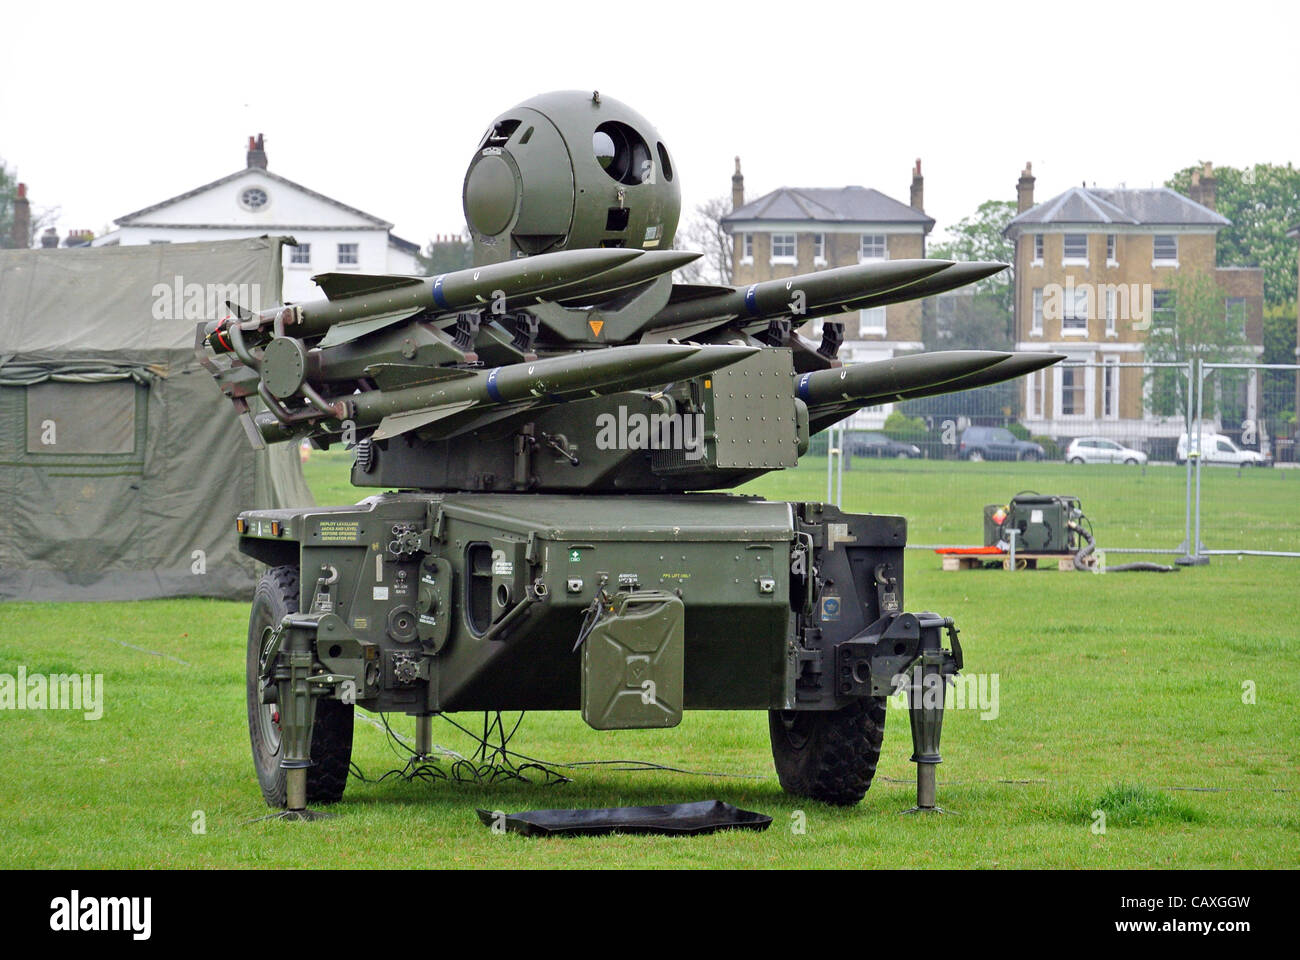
[196,91,1061,812]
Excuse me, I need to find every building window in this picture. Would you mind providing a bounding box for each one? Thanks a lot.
[859,234,887,260]
[1060,366,1086,416]
[1153,289,1176,329]
[1063,286,1090,335]
[1153,234,1178,264]
[1105,287,1117,336]
[812,233,825,264]
[337,243,359,265]
[1028,369,1045,419]
[1103,359,1120,419]
[239,186,269,211]
[741,233,753,263]
[1225,297,1247,338]
[1031,288,1044,335]
[770,233,796,263]
[1106,234,1116,264]
[290,243,311,265]
[1062,233,1088,263]
[1033,234,1044,263]
[859,306,886,334]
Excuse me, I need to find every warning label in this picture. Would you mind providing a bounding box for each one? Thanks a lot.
[317,520,362,543]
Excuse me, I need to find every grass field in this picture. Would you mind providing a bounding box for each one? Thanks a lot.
[1,452,1296,868]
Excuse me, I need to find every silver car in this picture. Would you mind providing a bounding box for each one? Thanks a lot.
[1065,437,1147,465]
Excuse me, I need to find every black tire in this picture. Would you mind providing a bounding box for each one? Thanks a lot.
[1124,457,1138,465]
[769,699,887,806]
[247,564,354,807]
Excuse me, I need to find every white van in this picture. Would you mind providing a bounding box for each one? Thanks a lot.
[1176,432,1268,466]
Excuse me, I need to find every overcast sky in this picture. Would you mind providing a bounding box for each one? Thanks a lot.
[4,1,1295,250]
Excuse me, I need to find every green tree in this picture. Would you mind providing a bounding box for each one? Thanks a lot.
[1145,270,1250,421]
[1261,304,1297,424]
[928,198,1017,323]
[415,235,472,275]
[1167,163,1300,307]
[0,157,19,248]
[912,199,1019,418]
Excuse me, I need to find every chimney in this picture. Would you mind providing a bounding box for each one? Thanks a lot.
[11,182,30,249]
[247,133,268,170]
[63,229,94,247]
[40,227,59,248]
[909,159,924,212]
[731,156,744,212]
[1198,161,1216,211]
[1016,162,1035,213]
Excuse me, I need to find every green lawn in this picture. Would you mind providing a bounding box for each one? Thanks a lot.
[1,453,1296,868]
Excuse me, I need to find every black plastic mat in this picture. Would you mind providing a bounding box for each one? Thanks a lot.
[475,800,772,837]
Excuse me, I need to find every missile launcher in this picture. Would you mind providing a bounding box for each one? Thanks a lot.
[199,90,1062,815]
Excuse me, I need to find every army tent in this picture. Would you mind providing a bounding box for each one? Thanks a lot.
[0,236,313,601]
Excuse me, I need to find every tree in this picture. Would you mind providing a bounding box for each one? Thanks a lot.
[1144,269,1249,421]
[928,199,1018,331]
[676,196,733,285]
[415,235,472,276]
[0,156,60,249]
[0,158,20,248]
[1167,163,1300,307]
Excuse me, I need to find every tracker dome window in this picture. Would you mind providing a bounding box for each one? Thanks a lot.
[481,119,521,149]
[656,142,673,182]
[592,121,652,186]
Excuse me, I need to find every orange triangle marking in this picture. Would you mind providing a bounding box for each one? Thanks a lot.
[588,320,604,338]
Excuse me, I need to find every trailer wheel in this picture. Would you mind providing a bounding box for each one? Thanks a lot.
[769,698,887,806]
[247,564,354,807]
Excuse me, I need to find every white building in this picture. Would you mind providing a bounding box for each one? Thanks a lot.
[92,135,421,304]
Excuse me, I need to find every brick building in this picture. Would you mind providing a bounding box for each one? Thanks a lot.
[720,159,933,428]
[1004,162,1263,438]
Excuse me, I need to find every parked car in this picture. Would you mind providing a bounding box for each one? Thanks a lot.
[958,426,1044,462]
[1176,433,1269,467]
[849,432,922,458]
[1065,437,1148,465]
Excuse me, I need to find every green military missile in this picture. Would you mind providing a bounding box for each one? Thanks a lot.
[806,351,1066,433]
[204,248,646,352]
[799,261,1009,325]
[542,250,702,305]
[796,350,1013,407]
[650,259,955,327]
[878,351,1065,404]
[253,342,758,443]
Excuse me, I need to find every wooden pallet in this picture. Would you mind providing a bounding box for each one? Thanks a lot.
[940,552,1084,572]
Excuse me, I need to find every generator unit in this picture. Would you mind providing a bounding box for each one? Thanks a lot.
[984,493,1085,554]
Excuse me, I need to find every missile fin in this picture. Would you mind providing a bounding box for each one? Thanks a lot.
[363,363,479,393]
[312,272,426,301]
[372,400,479,441]
[317,307,426,347]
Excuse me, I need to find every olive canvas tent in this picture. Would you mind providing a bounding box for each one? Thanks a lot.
[0,236,313,601]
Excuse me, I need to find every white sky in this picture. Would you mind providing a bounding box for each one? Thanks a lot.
[3,0,1296,249]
